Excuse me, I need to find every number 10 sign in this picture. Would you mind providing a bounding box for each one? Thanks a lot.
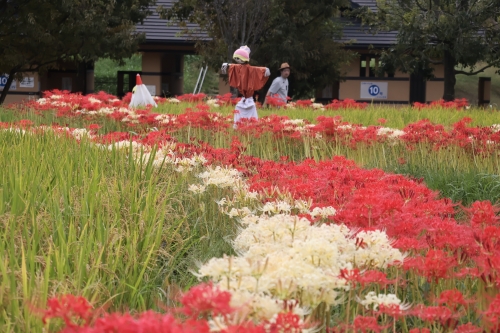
[360,82,387,99]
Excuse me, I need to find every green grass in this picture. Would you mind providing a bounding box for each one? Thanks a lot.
[3,104,500,208]
[153,103,500,128]
[455,66,500,106]
[0,130,237,332]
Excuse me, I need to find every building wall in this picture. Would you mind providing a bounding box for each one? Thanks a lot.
[140,51,185,96]
[425,64,445,102]
[141,52,162,96]
[318,54,450,104]
[2,72,41,105]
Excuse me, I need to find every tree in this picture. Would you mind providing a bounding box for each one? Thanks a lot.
[356,0,500,101]
[0,0,155,105]
[162,0,353,98]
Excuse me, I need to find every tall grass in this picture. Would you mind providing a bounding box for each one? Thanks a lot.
[0,131,236,332]
[3,104,500,206]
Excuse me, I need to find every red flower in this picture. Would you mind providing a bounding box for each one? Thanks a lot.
[436,289,468,310]
[180,283,233,318]
[352,316,385,333]
[42,295,92,327]
[453,323,482,333]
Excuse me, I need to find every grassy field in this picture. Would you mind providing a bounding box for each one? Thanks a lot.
[0,130,238,331]
[2,99,500,331]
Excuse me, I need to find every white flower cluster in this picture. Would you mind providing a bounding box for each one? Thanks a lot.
[76,107,129,116]
[491,124,500,133]
[357,291,410,311]
[197,166,244,189]
[206,99,221,108]
[99,140,207,171]
[197,213,404,318]
[154,114,177,125]
[376,127,406,140]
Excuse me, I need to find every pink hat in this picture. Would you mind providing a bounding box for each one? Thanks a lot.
[233,46,250,63]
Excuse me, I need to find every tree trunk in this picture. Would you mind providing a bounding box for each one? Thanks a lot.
[442,49,456,101]
[0,69,18,105]
[227,45,239,98]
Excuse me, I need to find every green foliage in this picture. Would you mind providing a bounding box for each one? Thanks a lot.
[94,55,142,96]
[183,55,219,94]
[0,0,155,104]
[355,0,500,100]
[92,55,219,96]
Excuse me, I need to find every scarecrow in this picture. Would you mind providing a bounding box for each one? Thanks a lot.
[129,74,157,108]
[221,46,271,126]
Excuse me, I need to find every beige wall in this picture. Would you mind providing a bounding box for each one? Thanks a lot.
[426,81,445,102]
[141,52,185,96]
[431,64,444,78]
[141,53,162,95]
[219,74,230,95]
[345,57,360,76]
[3,93,40,104]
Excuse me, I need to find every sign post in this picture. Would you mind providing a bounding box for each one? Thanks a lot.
[360,82,387,99]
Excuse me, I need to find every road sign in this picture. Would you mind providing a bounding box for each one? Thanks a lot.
[360,82,387,99]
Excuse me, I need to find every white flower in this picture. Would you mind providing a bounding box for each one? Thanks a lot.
[357,292,408,311]
[188,184,206,194]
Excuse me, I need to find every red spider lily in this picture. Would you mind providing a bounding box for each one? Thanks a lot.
[180,283,233,318]
[375,304,409,319]
[42,295,92,327]
[413,98,469,110]
[352,315,387,333]
[466,200,500,228]
[412,305,460,329]
[176,93,207,103]
[18,119,34,128]
[356,270,394,288]
[266,95,286,108]
[436,289,469,311]
[404,250,457,283]
[409,329,431,333]
[325,99,367,110]
[266,312,303,333]
[484,293,500,329]
[295,99,313,108]
[453,323,482,333]
[339,268,362,286]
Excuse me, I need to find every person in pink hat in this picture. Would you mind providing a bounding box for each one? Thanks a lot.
[221,46,271,127]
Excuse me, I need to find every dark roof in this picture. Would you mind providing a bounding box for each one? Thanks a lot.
[136,0,395,48]
[350,0,379,12]
[135,0,207,45]
[337,0,397,48]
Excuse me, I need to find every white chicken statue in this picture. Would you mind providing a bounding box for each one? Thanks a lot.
[129,74,157,108]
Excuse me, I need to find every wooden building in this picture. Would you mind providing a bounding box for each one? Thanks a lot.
[1,0,491,105]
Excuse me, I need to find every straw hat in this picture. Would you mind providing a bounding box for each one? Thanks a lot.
[279,63,290,70]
